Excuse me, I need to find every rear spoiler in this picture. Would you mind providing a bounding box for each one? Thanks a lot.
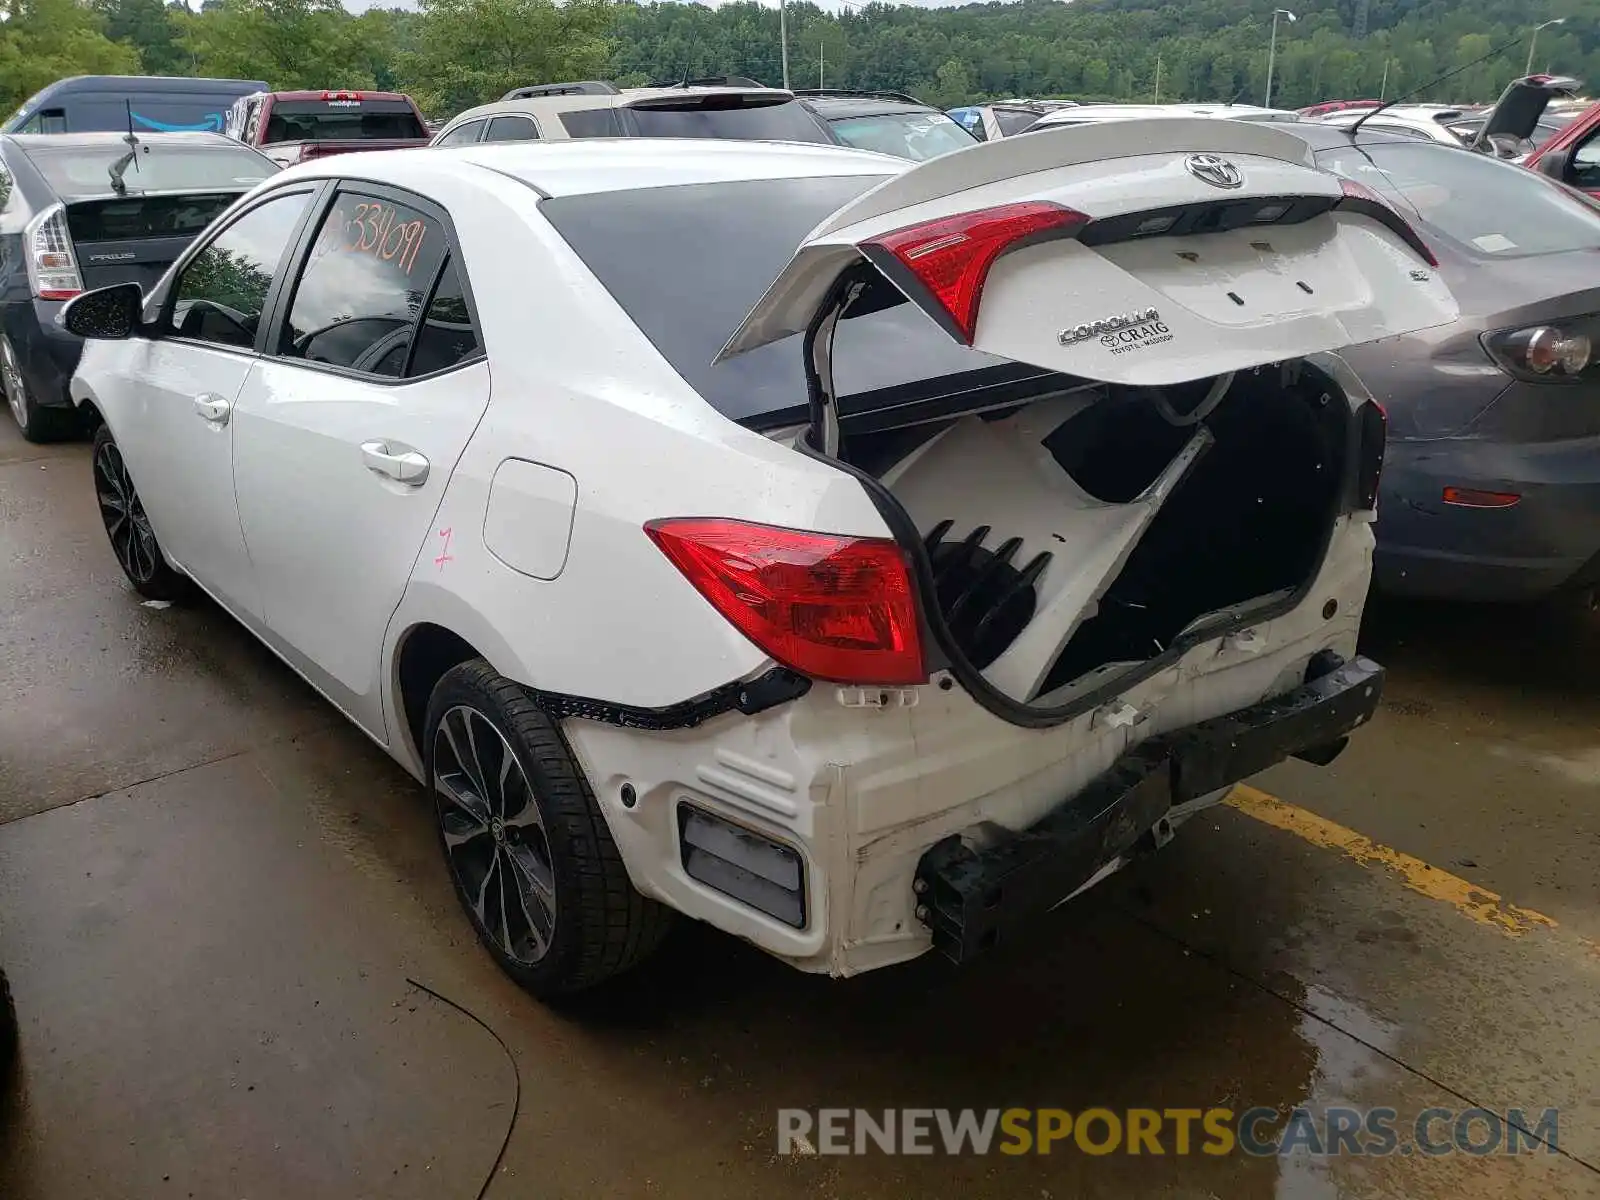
[805,119,1317,241]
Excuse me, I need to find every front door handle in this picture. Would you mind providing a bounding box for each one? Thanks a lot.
[194,393,231,425]
[360,440,430,486]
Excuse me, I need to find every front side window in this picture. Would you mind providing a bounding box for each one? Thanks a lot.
[484,115,539,142]
[168,190,311,348]
[1315,140,1600,259]
[279,189,450,377]
[434,120,485,147]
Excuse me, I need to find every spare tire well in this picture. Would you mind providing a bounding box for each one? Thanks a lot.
[397,623,481,761]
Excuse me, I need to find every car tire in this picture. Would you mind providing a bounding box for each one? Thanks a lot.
[91,423,192,602]
[424,659,673,999]
[1,334,77,444]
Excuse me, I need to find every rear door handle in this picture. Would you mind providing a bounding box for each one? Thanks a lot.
[194,393,231,425]
[360,440,430,486]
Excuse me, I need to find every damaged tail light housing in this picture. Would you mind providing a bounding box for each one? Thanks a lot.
[1334,179,1439,268]
[645,517,925,685]
[863,201,1090,344]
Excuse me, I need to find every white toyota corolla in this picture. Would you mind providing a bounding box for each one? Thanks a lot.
[62,123,1456,998]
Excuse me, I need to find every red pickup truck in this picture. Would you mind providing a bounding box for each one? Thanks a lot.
[223,89,431,167]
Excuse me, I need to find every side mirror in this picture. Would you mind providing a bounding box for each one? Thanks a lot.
[1535,148,1573,183]
[59,282,144,341]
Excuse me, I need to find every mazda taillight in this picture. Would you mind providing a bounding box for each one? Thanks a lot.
[25,204,82,301]
[863,201,1089,343]
[645,518,925,685]
[1334,179,1439,268]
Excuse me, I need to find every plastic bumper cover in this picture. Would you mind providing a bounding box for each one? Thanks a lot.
[913,654,1385,963]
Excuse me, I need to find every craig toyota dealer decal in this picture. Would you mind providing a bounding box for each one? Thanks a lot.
[1057,307,1173,356]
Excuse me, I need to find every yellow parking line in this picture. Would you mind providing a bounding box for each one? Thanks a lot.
[1225,784,1559,937]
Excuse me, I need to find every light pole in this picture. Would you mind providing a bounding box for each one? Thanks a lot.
[779,0,791,90]
[1264,8,1297,108]
[1527,18,1566,76]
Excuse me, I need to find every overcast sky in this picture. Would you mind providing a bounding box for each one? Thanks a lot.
[340,0,991,11]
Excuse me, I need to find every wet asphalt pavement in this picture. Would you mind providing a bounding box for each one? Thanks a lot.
[1,421,1598,1200]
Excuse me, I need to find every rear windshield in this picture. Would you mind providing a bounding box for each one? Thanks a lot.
[542,176,1016,425]
[1313,141,1600,260]
[621,96,832,144]
[827,111,976,161]
[264,99,425,143]
[65,193,240,242]
[21,141,276,199]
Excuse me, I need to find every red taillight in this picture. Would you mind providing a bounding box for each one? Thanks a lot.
[1336,179,1439,268]
[645,518,925,686]
[863,201,1089,344]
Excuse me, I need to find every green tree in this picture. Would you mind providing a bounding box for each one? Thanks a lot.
[398,0,615,118]
[91,0,186,75]
[0,0,140,112]
[177,0,376,90]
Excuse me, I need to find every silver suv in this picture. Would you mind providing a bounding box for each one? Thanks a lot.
[430,77,834,147]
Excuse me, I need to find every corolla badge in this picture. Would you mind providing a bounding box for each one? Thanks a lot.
[1058,307,1162,347]
[1184,153,1244,189]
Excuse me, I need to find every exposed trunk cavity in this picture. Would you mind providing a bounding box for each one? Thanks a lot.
[837,364,1351,707]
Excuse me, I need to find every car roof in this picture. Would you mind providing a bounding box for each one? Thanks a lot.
[802,95,937,118]
[278,137,904,199]
[255,90,413,102]
[30,74,267,95]
[442,84,796,128]
[1035,102,1289,126]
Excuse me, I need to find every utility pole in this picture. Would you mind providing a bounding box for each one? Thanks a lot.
[779,0,790,90]
[1379,58,1390,100]
[1264,8,1296,108]
[820,39,825,89]
[1153,53,1162,102]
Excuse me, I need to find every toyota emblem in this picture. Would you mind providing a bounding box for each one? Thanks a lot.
[1185,153,1244,190]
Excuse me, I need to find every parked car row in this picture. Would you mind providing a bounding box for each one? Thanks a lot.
[4,67,1597,1005]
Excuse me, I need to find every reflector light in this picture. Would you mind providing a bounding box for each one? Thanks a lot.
[1335,179,1439,267]
[645,517,925,685]
[1443,487,1521,509]
[864,201,1089,343]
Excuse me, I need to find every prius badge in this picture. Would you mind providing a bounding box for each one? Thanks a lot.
[1185,153,1244,190]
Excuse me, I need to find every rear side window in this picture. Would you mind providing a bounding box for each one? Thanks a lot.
[559,107,622,138]
[169,190,312,348]
[622,96,831,143]
[995,109,1042,136]
[1315,141,1600,259]
[434,120,484,146]
[264,98,426,143]
[484,115,539,142]
[280,189,449,377]
[410,257,482,375]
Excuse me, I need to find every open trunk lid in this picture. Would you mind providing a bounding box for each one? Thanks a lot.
[1469,74,1583,153]
[717,118,1458,386]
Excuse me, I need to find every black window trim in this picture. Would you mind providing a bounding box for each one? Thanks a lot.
[258,176,486,387]
[154,181,328,359]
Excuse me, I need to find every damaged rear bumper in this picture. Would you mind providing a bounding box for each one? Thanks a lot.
[913,655,1385,963]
